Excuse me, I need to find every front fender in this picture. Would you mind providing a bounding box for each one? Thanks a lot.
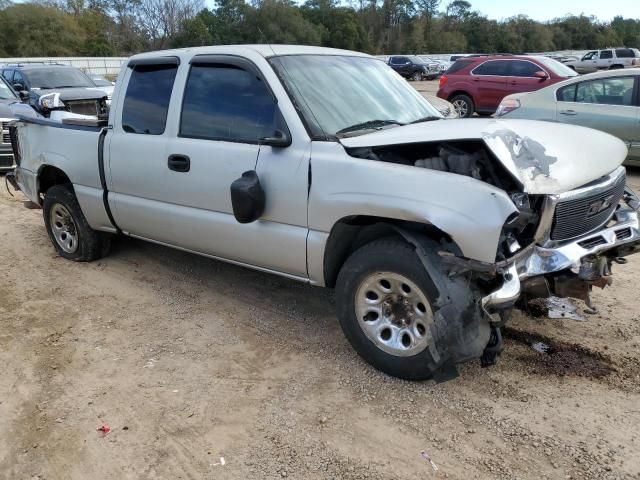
[308,142,517,264]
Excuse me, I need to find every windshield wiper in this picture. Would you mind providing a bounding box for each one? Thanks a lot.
[409,116,442,124]
[336,119,405,136]
[51,85,80,89]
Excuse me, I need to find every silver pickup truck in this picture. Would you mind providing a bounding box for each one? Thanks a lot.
[9,45,640,381]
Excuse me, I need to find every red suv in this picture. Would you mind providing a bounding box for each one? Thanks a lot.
[436,55,578,117]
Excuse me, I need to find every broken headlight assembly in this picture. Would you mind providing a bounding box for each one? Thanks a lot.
[496,192,543,260]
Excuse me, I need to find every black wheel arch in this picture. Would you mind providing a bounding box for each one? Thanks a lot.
[322,216,461,288]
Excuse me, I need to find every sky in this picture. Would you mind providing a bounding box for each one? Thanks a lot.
[465,0,637,22]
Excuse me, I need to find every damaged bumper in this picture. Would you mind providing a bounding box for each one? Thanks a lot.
[482,185,640,314]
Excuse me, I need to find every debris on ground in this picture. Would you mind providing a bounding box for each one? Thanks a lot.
[547,296,585,321]
[531,342,550,354]
[96,424,111,436]
[420,451,438,471]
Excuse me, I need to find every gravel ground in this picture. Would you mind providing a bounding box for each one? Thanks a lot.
[1,163,640,479]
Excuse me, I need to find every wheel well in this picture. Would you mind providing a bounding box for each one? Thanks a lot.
[447,90,473,102]
[323,216,453,288]
[38,166,72,198]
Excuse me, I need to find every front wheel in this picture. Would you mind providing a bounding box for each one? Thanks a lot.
[336,240,440,380]
[43,184,111,261]
[410,71,423,81]
[450,94,474,118]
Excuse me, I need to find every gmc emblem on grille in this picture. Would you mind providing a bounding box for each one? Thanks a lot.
[586,195,614,217]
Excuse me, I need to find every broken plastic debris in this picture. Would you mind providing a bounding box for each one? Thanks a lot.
[211,457,225,466]
[547,296,585,321]
[96,424,111,435]
[531,342,550,354]
[420,451,438,471]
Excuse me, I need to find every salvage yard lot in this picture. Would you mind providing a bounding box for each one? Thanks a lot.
[1,170,640,480]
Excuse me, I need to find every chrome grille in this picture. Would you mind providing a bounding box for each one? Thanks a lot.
[551,175,626,241]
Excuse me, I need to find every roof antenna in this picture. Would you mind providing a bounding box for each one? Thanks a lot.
[257,27,277,56]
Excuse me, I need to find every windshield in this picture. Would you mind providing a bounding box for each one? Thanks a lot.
[535,57,578,77]
[270,55,442,138]
[26,67,95,89]
[0,78,17,100]
[418,55,434,64]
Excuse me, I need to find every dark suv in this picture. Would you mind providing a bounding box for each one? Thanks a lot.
[436,55,577,117]
[1,63,108,117]
[388,56,440,81]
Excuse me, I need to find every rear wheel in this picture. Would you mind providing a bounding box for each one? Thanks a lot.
[609,64,624,70]
[450,94,474,118]
[43,184,111,261]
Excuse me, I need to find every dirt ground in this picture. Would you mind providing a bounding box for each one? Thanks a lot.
[1,166,640,480]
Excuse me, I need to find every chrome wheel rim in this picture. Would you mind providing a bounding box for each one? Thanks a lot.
[50,203,79,254]
[355,272,434,357]
[452,99,468,117]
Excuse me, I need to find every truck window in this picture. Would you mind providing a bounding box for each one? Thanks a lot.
[179,64,278,143]
[615,48,635,58]
[599,50,613,60]
[122,64,178,135]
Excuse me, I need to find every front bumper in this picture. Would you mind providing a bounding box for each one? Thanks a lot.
[483,191,640,313]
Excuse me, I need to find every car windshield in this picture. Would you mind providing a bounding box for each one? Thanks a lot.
[26,67,95,89]
[535,57,578,77]
[270,55,442,138]
[0,78,17,100]
[418,55,434,63]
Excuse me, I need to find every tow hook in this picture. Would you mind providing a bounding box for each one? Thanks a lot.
[480,326,503,368]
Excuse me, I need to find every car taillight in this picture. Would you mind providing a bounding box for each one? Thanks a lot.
[439,75,448,88]
[495,98,521,117]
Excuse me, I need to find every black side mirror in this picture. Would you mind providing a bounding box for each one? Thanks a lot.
[260,129,291,148]
[13,83,24,91]
[230,170,266,224]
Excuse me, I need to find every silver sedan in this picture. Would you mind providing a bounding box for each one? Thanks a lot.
[496,68,640,166]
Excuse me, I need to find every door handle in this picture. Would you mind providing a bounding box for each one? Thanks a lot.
[168,154,190,172]
[559,110,577,116]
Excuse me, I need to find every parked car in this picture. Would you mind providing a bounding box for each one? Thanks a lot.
[423,94,458,118]
[437,55,578,117]
[88,74,115,105]
[563,48,640,73]
[9,45,640,381]
[0,63,108,117]
[388,55,439,81]
[0,76,18,171]
[496,68,640,166]
[418,56,450,76]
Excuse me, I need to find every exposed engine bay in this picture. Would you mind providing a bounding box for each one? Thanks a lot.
[346,140,523,192]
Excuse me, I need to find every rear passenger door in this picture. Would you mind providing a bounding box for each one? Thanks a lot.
[107,58,179,242]
[555,76,639,158]
[507,60,549,94]
[470,60,510,112]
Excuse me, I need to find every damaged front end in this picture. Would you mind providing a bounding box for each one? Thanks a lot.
[341,119,640,372]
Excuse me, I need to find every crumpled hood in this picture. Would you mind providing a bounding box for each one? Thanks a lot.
[340,118,627,194]
[35,87,107,101]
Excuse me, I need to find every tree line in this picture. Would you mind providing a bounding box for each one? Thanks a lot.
[1,0,639,57]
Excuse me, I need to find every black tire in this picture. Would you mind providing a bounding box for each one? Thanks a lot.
[609,64,624,70]
[335,238,489,380]
[410,71,423,81]
[43,184,111,262]
[449,93,474,118]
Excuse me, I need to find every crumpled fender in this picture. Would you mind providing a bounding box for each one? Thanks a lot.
[309,141,517,264]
